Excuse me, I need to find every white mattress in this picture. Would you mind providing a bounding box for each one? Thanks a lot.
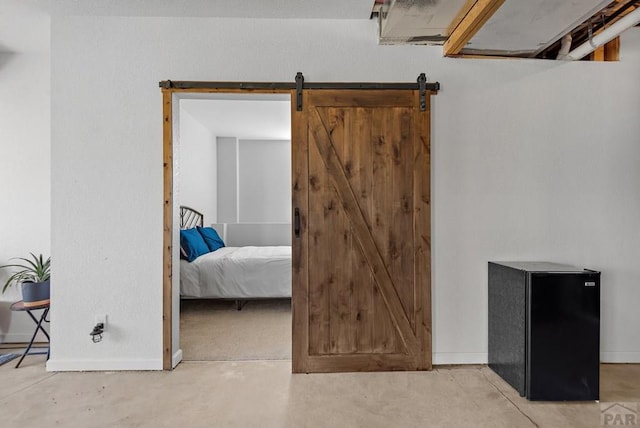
[180,246,292,298]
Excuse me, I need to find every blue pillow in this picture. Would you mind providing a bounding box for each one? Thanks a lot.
[197,226,225,252]
[180,228,210,262]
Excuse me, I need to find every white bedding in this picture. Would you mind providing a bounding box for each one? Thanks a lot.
[180,246,292,299]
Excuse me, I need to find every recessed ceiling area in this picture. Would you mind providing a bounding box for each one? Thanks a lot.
[464,0,610,55]
[373,0,640,60]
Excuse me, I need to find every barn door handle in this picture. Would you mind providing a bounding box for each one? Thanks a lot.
[294,208,300,238]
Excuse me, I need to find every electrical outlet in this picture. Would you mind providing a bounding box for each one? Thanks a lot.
[95,314,107,329]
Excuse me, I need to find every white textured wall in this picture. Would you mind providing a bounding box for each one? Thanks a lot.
[217,138,291,225]
[216,137,238,223]
[432,38,640,363]
[0,12,50,342]
[238,139,291,224]
[49,14,640,370]
[179,108,217,223]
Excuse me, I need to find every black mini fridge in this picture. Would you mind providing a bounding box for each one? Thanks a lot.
[488,262,600,401]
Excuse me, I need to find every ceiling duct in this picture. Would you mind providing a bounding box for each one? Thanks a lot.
[377,0,468,45]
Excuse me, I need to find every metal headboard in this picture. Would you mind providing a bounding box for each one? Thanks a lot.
[180,206,204,229]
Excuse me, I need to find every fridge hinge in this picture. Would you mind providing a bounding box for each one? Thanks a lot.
[295,72,304,111]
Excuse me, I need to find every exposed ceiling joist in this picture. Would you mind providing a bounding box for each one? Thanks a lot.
[563,4,640,59]
[538,0,640,60]
[443,0,507,56]
[374,0,640,61]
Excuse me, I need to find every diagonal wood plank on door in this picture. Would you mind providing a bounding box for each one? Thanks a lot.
[308,109,419,356]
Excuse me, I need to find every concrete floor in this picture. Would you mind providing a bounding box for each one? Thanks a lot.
[0,357,638,428]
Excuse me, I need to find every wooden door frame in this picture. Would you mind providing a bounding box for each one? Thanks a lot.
[161,84,295,370]
[160,77,439,370]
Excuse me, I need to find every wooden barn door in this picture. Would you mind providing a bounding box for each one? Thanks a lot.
[292,88,432,373]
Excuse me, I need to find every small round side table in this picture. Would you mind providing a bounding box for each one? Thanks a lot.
[9,300,50,368]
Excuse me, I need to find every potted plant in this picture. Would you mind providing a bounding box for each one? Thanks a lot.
[0,253,50,307]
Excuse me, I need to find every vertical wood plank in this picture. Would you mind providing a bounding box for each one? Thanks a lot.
[323,107,352,354]
[370,108,386,353]
[327,107,344,355]
[344,110,359,354]
[604,36,620,61]
[337,108,358,354]
[414,91,432,369]
[591,45,605,61]
[292,90,310,372]
[350,108,374,354]
[371,108,398,353]
[162,89,173,370]
[308,123,331,356]
[389,107,415,333]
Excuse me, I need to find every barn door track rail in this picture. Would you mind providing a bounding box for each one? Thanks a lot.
[159,73,440,112]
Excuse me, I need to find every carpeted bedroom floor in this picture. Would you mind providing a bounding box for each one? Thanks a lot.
[180,298,292,361]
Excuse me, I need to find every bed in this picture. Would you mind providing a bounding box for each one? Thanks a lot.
[179,206,292,302]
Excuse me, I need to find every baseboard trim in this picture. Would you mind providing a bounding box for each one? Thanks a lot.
[433,352,640,365]
[41,352,640,371]
[46,358,163,372]
[601,352,640,363]
[172,349,183,368]
[433,353,487,365]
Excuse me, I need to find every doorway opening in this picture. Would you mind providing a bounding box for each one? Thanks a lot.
[172,92,293,365]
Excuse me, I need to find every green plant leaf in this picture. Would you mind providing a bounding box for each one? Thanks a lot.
[0,253,51,293]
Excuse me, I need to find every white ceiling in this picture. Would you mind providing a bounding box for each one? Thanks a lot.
[47,0,374,19]
[1,0,374,53]
[180,97,291,140]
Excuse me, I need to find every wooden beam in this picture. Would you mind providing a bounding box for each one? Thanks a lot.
[162,89,173,370]
[591,45,605,61]
[447,0,477,37]
[444,0,507,57]
[605,36,620,61]
[589,36,621,62]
